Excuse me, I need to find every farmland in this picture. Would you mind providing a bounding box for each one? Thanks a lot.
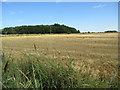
[1,33,119,88]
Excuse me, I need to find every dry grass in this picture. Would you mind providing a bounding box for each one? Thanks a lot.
[1,33,119,88]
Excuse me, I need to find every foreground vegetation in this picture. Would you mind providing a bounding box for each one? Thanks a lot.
[2,51,118,88]
[2,33,119,88]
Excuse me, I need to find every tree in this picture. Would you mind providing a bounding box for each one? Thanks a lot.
[2,24,80,34]
[77,30,80,33]
[104,30,117,33]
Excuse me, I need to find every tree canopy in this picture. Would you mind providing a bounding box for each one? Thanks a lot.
[2,23,80,34]
[104,30,117,33]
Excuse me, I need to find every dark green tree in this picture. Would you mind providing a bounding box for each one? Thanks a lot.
[2,24,80,34]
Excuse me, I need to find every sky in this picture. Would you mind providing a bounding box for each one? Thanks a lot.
[1,0,120,2]
[1,2,118,32]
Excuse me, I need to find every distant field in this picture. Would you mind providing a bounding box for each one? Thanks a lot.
[2,33,119,88]
[2,33,118,60]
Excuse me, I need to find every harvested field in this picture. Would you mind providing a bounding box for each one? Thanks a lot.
[1,33,119,88]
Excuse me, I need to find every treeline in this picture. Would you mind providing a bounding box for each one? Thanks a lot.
[104,30,117,33]
[2,24,80,34]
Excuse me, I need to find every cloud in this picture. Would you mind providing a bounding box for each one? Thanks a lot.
[1,0,120,2]
[9,10,23,15]
[18,19,23,23]
[0,21,2,28]
[9,11,16,15]
[55,0,62,3]
[19,11,23,14]
[2,0,9,2]
[0,21,2,24]
[93,4,106,8]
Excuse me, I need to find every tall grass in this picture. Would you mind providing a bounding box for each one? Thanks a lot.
[2,53,77,88]
[2,51,119,88]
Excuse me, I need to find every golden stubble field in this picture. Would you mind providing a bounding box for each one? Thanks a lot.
[2,33,119,82]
